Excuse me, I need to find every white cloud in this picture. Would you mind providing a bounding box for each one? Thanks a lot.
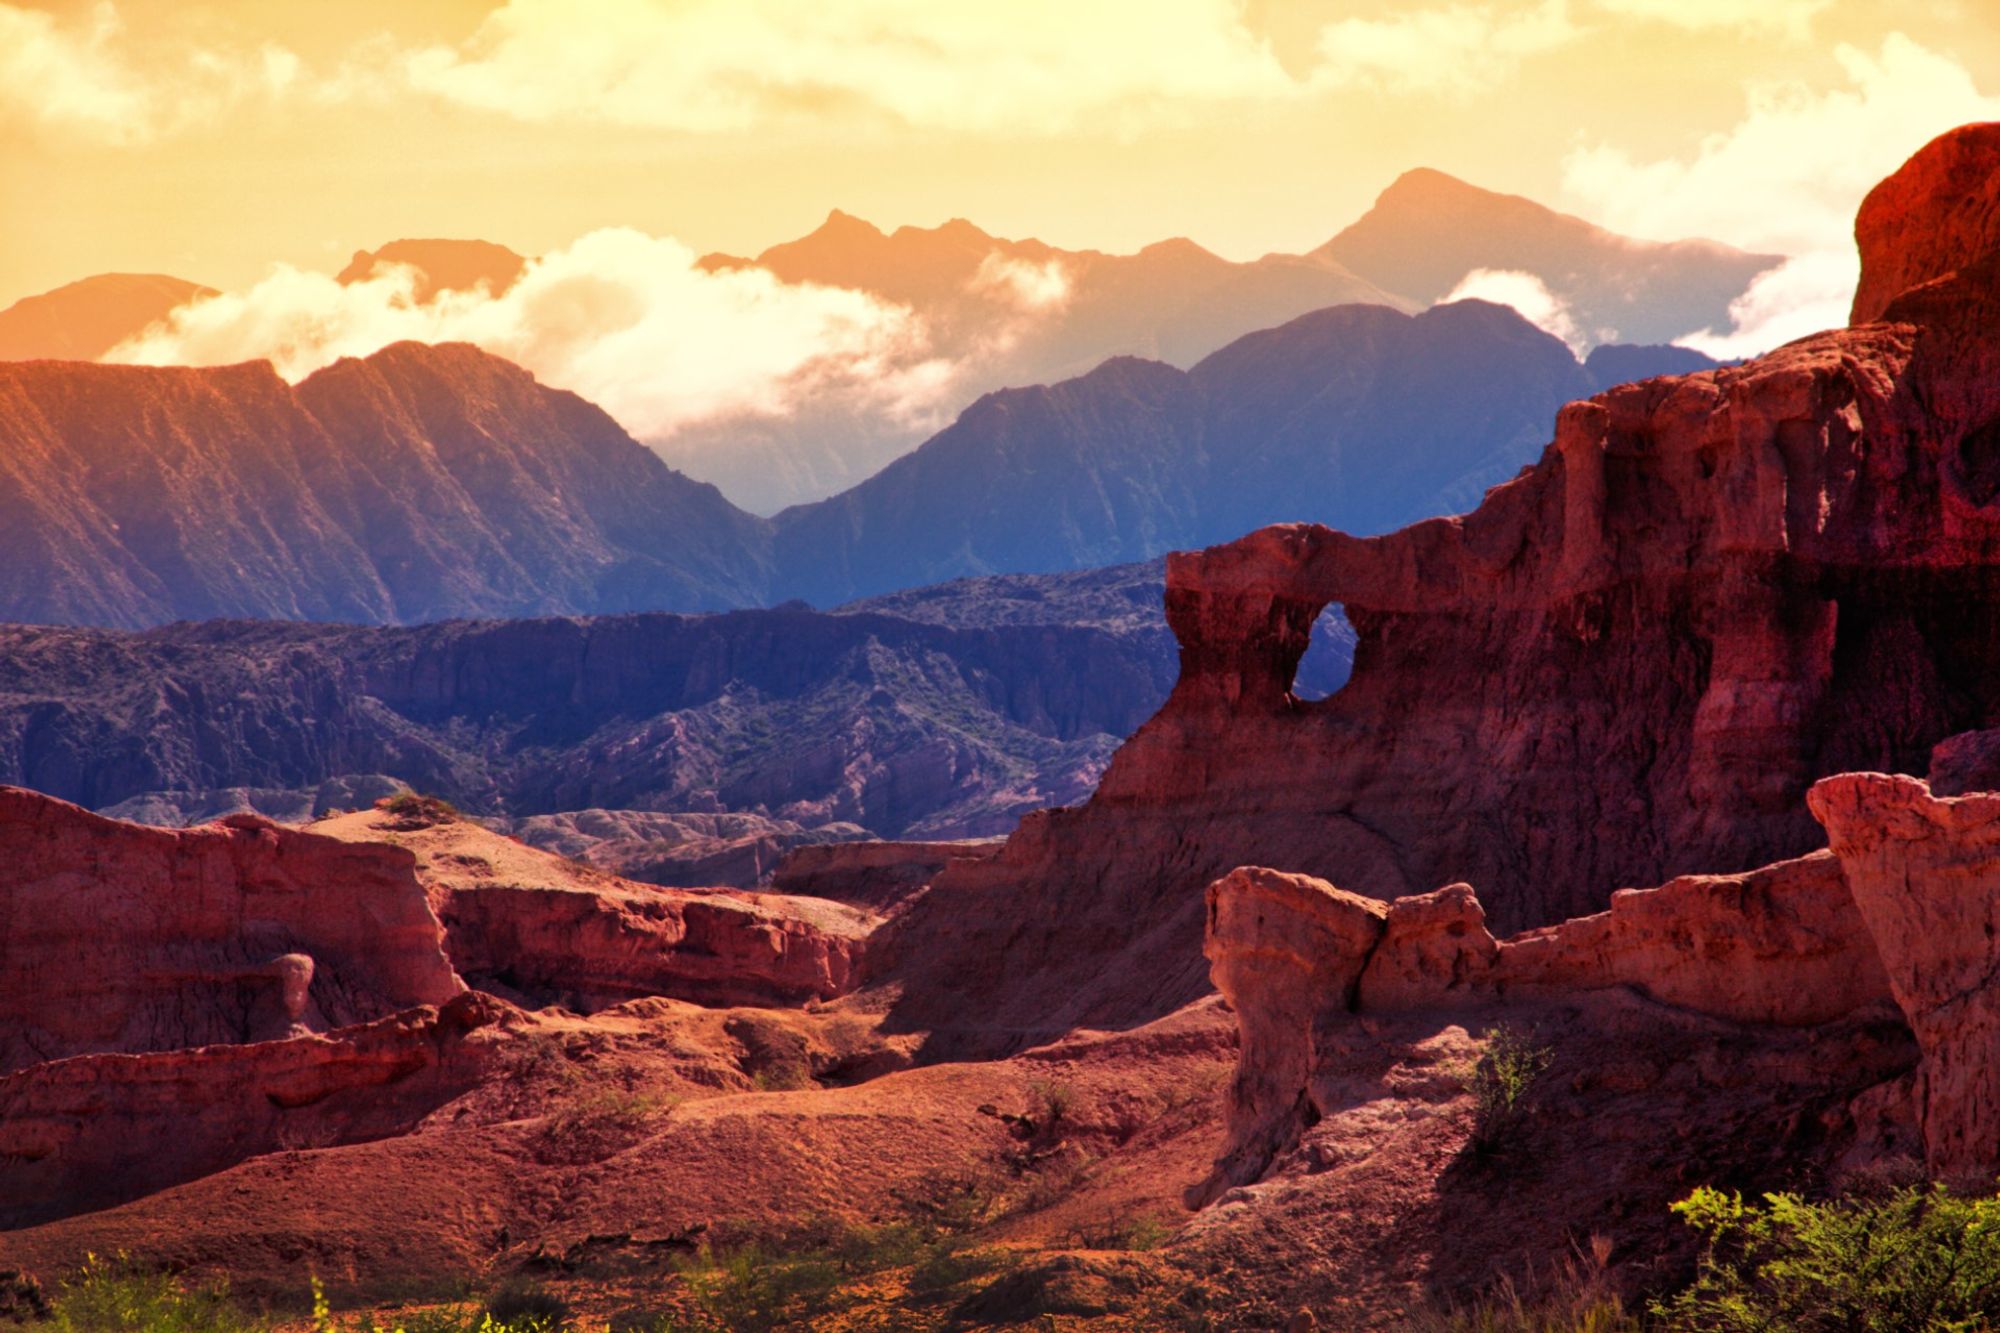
[1441,269,1586,353]
[0,2,298,146]
[400,0,1298,137]
[1564,33,2000,256]
[105,229,959,439]
[1675,250,1860,360]
[1311,0,1577,97]
[968,254,1072,312]
[1562,32,2000,355]
[1589,0,1830,39]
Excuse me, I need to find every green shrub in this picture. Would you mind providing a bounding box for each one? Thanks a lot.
[47,1256,257,1333]
[1653,1182,2000,1331]
[376,794,460,830]
[1462,1025,1552,1153]
[670,1244,841,1333]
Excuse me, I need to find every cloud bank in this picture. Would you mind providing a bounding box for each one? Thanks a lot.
[0,2,296,146]
[107,229,960,441]
[401,0,1298,137]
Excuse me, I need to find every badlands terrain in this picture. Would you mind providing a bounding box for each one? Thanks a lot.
[6,121,2000,1331]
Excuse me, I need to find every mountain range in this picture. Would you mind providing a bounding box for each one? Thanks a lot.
[0,167,1773,513]
[0,296,1713,626]
[0,344,767,626]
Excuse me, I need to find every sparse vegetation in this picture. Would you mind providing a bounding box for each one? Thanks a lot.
[376,793,461,830]
[479,1282,571,1332]
[1652,1182,2000,1331]
[45,1256,258,1333]
[531,1089,672,1166]
[1460,1024,1553,1153]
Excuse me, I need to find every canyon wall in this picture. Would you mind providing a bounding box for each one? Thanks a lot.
[870,122,2000,1055]
[0,789,460,1075]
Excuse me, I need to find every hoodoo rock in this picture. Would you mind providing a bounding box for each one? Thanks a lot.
[1199,868,1386,1196]
[870,121,2000,1055]
[1809,773,2000,1179]
[0,788,461,1074]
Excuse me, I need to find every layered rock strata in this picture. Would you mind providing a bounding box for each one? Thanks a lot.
[310,807,876,1010]
[0,994,507,1228]
[0,788,460,1074]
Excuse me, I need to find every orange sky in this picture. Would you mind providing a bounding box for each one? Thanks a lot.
[3,0,1998,305]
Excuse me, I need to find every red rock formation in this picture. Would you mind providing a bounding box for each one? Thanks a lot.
[439,883,869,1010]
[1809,772,2000,1179]
[1851,122,2000,324]
[0,993,506,1228]
[1359,853,1891,1026]
[0,788,460,1075]
[1196,847,1899,1196]
[874,121,2000,1054]
[770,838,1003,910]
[1198,868,1385,1197]
[311,808,875,1010]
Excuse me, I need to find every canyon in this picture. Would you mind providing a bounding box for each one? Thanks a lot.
[2,124,1999,1328]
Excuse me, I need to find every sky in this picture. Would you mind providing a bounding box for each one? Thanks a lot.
[3,0,1999,500]
[4,0,1997,301]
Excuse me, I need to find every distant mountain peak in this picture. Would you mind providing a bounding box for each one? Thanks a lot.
[809,208,886,240]
[1316,167,1782,347]
[0,273,215,363]
[335,239,528,302]
[1137,237,1221,263]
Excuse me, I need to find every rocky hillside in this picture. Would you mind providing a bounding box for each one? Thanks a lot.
[0,341,769,626]
[0,596,1184,841]
[0,290,1666,627]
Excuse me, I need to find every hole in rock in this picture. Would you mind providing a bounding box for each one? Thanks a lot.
[1292,604,1356,702]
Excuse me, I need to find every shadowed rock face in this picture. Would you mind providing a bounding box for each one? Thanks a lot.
[871,122,2000,1055]
[0,603,1176,841]
[1192,848,1900,1201]
[1201,767,2000,1199]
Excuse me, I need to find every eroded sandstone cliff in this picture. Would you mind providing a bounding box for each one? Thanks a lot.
[871,121,2000,1056]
